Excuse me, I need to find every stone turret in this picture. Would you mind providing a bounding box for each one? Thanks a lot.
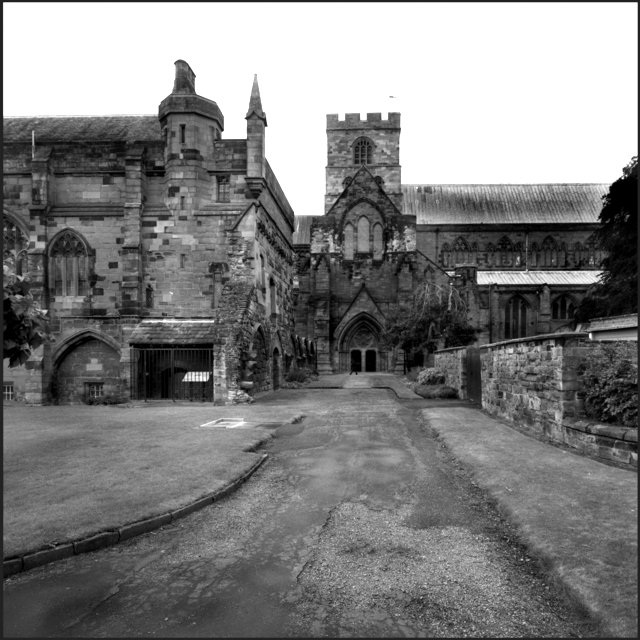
[158,59,224,161]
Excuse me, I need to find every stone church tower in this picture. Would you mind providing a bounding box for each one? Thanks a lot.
[294,113,443,373]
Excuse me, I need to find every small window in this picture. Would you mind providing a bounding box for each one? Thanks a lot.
[180,254,186,269]
[3,384,15,401]
[145,285,154,309]
[353,138,373,165]
[85,382,104,400]
[180,124,186,144]
[217,175,230,203]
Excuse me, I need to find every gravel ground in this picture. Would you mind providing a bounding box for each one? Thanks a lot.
[288,499,592,637]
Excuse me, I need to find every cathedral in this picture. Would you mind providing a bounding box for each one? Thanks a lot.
[3,60,606,404]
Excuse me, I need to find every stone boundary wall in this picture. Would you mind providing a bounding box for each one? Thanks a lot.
[480,332,637,468]
[435,335,637,468]
[434,347,468,399]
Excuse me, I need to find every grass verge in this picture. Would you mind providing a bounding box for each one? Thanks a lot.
[3,403,273,557]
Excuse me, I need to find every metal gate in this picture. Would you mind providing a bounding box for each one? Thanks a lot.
[130,347,214,402]
[465,347,482,404]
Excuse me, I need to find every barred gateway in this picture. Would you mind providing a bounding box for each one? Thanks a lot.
[130,347,214,402]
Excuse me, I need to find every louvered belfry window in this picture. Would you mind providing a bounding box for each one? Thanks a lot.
[49,230,90,296]
[354,138,373,165]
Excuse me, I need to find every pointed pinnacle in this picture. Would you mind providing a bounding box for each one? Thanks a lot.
[246,74,267,123]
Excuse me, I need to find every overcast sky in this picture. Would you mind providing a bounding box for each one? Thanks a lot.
[3,2,638,216]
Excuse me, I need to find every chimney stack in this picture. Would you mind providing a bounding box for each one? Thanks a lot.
[172,60,196,94]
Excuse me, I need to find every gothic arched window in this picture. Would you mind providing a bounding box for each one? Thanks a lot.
[552,295,575,320]
[504,295,529,340]
[357,216,370,253]
[353,137,373,165]
[3,215,29,275]
[343,223,354,260]
[497,236,513,267]
[373,223,384,260]
[48,230,90,297]
[441,243,451,267]
[541,236,558,267]
[453,237,470,265]
[585,235,601,267]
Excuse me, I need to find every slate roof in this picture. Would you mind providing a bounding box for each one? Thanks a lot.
[129,319,217,345]
[293,215,319,244]
[404,184,608,225]
[3,116,162,143]
[474,270,602,286]
[585,314,638,331]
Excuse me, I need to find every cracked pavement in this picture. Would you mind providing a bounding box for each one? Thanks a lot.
[3,388,599,637]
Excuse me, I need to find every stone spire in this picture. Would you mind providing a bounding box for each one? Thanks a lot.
[245,74,267,125]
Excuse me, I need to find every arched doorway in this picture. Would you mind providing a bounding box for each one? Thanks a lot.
[339,314,387,373]
[53,336,121,403]
[273,347,281,390]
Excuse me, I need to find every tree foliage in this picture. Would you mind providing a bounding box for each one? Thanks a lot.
[3,259,49,368]
[382,281,476,355]
[576,156,638,321]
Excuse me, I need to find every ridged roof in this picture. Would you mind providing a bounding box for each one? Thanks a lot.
[404,184,608,224]
[293,215,319,245]
[129,319,217,345]
[475,270,602,286]
[3,116,162,143]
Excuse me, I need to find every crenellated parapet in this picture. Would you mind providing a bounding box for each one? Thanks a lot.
[327,113,401,129]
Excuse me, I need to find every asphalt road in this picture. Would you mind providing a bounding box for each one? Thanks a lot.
[3,388,598,637]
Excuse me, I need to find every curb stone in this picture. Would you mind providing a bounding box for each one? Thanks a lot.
[3,453,268,579]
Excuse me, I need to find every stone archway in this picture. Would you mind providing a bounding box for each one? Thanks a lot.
[273,347,281,390]
[338,314,386,373]
[53,336,121,403]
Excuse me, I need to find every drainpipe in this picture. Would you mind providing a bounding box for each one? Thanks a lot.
[489,283,493,343]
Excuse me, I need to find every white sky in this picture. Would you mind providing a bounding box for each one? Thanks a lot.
[3,2,638,216]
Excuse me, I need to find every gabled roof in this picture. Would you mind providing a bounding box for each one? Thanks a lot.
[3,116,162,143]
[328,164,403,220]
[474,270,602,286]
[405,184,608,225]
[129,319,217,345]
[293,215,320,244]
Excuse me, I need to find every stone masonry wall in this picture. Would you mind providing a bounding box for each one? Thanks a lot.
[480,333,637,467]
[434,347,467,399]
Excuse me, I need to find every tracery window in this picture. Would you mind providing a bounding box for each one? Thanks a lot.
[497,236,513,267]
[48,230,90,297]
[585,235,601,267]
[3,216,29,275]
[552,295,575,320]
[513,242,524,267]
[485,243,497,267]
[441,243,451,267]
[353,137,373,165]
[541,236,559,267]
[504,295,529,340]
[453,237,471,265]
